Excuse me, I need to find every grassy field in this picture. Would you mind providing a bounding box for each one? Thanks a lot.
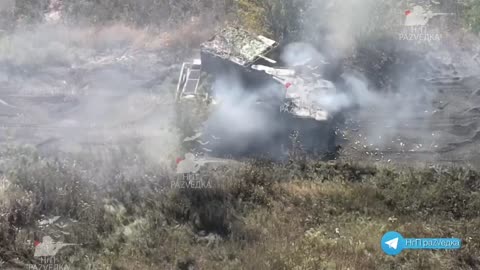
[0,147,479,269]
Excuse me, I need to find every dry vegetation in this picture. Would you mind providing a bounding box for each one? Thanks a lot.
[0,1,480,269]
[1,147,479,269]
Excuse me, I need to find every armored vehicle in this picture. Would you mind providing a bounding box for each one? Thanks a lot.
[176,27,338,160]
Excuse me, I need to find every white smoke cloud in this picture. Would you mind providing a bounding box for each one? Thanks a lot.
[0,0,14,13]
[280,36,437,147]
[0,23,180,166]
[281,42,327,66]
[303,0,403,57]
[204,77,284,143]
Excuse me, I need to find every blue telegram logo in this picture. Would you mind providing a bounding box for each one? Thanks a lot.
[381,231,404,256]
[381,231,462,256]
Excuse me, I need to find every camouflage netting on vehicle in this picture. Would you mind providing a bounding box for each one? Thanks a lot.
[200,27,275,66]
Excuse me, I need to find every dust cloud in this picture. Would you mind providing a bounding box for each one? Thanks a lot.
[0,22,185,167]
[294,0,480,166]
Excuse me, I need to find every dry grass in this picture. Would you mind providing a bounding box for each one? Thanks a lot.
[1,1,480,269]
[0,148,479,269]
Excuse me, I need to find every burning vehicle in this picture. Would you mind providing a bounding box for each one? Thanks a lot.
[176,27,338,160]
